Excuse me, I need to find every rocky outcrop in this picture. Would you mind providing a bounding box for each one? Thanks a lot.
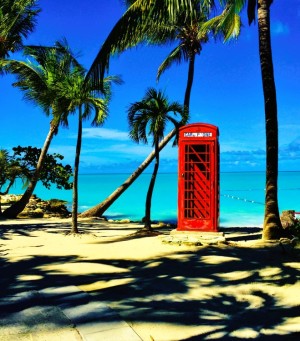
[1,194,70,218]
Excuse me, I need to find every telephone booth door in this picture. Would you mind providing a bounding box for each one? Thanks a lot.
[178,123,219,231]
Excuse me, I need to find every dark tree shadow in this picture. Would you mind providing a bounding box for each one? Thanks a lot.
[0,221,299,340]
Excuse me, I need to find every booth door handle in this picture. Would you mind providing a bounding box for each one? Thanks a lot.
[181,173,185,178]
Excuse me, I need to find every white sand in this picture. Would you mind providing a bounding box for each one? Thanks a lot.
[0,217,299,340]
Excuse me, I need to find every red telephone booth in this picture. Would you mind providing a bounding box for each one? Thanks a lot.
[177,123,219,232]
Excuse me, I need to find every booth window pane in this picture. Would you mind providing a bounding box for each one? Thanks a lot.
[183,144,212,219]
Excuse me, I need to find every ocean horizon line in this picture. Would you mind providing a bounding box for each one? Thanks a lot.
[78,170,300,176]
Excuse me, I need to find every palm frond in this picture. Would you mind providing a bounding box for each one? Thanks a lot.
[157,45,184,81]
[223,12,242,40]
[128,87,187,147]
[86,3,147,88]
[247,0,257,25]
[202,0,246,41]
[0,0,40,58]
[87,0,214,88]
[2,59,52,110]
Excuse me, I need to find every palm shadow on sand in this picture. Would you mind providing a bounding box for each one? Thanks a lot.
[0,220,299,340]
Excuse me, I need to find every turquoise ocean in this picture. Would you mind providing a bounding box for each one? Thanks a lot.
[10,171,300,227]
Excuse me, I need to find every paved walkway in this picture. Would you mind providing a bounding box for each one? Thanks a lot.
[0,285,142,341]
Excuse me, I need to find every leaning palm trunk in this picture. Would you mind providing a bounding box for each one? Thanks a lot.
[71,108,82,234]
[258,0,283,240]
[80,30,195,220]
[79,129,176,218]
[80,50,195,219]
[2,121,58,218]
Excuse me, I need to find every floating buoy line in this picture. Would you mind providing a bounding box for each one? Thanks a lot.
[221,187,300,206]
[221,193,264,205]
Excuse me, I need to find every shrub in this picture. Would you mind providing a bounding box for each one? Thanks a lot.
[280,210,300,239]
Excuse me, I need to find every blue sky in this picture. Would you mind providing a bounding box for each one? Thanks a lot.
[1,0,300,174]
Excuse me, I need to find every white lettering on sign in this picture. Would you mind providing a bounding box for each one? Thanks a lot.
[183,132,213,137]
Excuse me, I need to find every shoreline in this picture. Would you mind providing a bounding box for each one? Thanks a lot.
[2,171,299,226]
[1,192,265,228]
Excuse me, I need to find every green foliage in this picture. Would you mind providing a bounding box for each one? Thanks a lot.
[290,218,300,239]
[281,210,300,239]
[0,149,10,188]
[127,87,189,230]
[0,146,73,194]
[128,87,189,147]
[48,198,68,205]
[87,0,245,88]
[1,39,84,126]
[0,149,25,194]
[48,199,68,213]
[12,146,73,190]
[0,0,40,58]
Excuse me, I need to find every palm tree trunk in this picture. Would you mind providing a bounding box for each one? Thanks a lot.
[79,128,176,218]
[184,54,195,109]
[71,108,82,233]
[143,141,160,231]
[257,0,283,240]
[3,178,15,195]
[2,121,59,218]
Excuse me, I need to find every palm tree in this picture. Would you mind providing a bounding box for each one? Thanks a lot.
[128,88,188,231]
[59,70,122,233]
[0,149,12,196]
[249,0,283,240]
[80,1,227,218]
[1,41,80,218]
[206,0,283,239]
[0,149,27,196]
[88,1,219,97]
[0,0,40,58]
[0,149,21,214]
[100,0,283,240]
[0,149,10,214]
[155,13,211,111]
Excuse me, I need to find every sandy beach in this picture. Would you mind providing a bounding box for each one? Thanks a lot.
[0,217,299,340]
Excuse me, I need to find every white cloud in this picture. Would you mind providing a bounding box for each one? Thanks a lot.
[60,125,300,172]
[82,143,153,157]
[51,126,180,174]
[82,128,129,141]
[220,140,264,153]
